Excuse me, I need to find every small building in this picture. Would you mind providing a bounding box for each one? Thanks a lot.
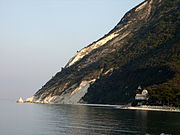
[135,89,149,105]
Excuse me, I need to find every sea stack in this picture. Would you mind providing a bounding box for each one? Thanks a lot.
[17,97,24,103]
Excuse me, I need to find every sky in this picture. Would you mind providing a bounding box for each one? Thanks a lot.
[0,0,144,99]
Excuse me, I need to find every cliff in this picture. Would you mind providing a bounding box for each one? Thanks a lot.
[27,0,180,106]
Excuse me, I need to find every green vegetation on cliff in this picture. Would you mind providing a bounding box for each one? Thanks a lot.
[83,0,180,106]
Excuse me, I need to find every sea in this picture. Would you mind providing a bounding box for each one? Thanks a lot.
[0,98,180,135]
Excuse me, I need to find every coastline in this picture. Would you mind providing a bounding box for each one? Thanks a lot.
[80,104,180,113]
[65,104,180,113]
[22,97,180,113]
[118,105,180,113]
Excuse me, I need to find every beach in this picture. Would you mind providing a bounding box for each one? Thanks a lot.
[119,105,180,112]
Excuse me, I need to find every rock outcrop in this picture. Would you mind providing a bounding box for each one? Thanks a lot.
[17,97,24,103]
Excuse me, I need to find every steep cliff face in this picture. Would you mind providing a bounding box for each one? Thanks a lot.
[28,0,180,106]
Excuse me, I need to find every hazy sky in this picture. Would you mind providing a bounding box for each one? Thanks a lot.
[0,0,143,99]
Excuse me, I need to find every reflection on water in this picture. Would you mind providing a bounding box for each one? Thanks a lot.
[39,105,139,135]
[0,99,180,135]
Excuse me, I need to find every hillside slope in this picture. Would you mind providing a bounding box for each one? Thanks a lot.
[27,0,180,106]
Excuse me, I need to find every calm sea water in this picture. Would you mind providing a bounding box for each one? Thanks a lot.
[0,99,180,135]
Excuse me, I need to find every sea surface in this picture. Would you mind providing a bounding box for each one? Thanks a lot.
[0,99,180,135]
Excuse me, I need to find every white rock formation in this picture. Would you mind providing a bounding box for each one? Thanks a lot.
[17,97,24,103]
[66,33,119,67]
[25,96,34,102]
[31,79,96,104]
[135,1,148,12]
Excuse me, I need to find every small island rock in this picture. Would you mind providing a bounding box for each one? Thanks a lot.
[17,97,24,103]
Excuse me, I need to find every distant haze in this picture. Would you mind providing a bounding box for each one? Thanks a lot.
[0,0,143,99]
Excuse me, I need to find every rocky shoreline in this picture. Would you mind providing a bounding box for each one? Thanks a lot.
[17,97,180,112]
